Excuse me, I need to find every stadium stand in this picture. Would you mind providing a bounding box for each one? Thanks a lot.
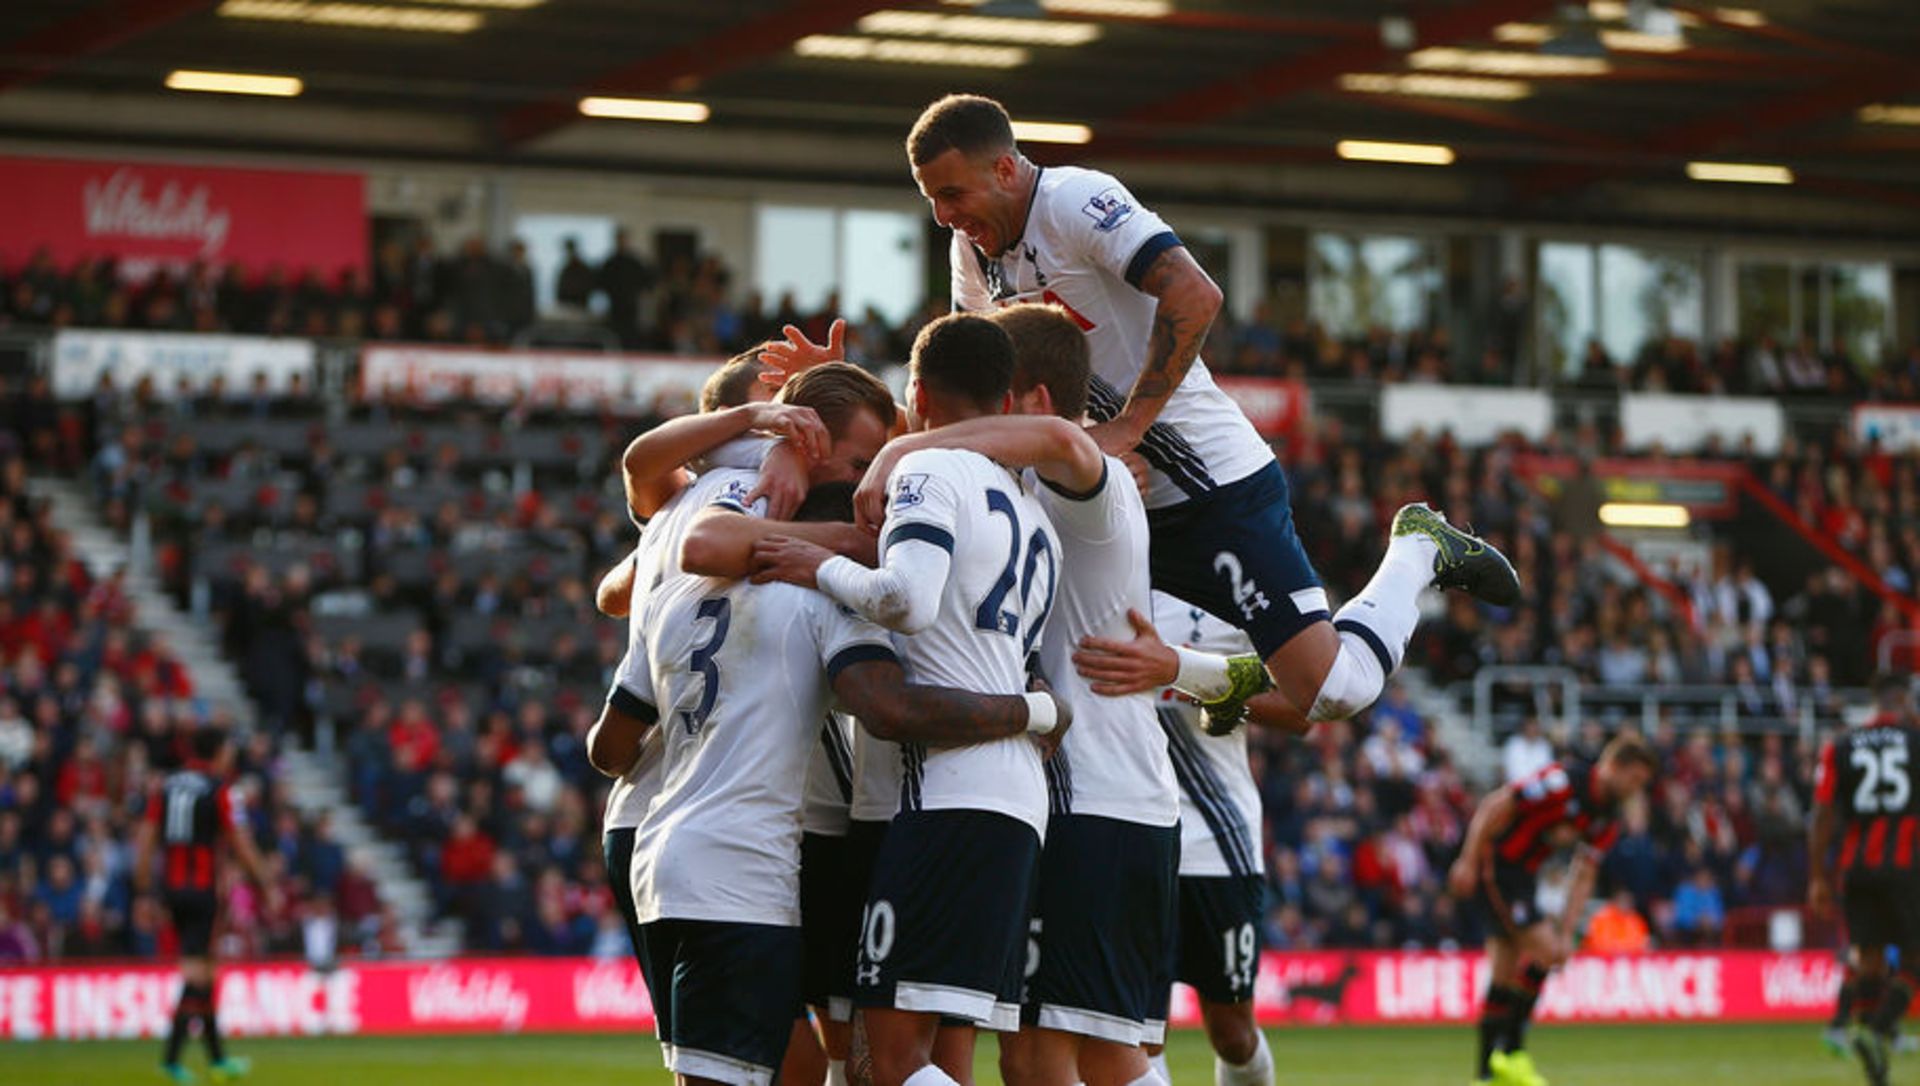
[9,255,1909,958]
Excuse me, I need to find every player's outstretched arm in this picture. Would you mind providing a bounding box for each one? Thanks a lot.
[852,416,1104,531]
[131,818,156,897]
[753,532,948,634]
[1073,608,1300,728]
[594,552,637,618]
[682,508,876,579]
[622,402,829,521]
[1447,786,1517,899]
[226,801,284,912]
[1086,245,1223,458]
[833,659,1069,749]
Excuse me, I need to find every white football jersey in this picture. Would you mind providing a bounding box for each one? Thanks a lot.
[801,711,857,837]
[850,727,902,823]
[1032,458,1177,827]
[603,470,765,833]
[881,447,1060,837]
[1152,591,1265,878]
[950,165,1272,510]
[632,573,897,928]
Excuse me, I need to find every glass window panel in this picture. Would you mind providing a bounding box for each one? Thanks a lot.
[1830,262,1891,363]
[1537,241,1595,375]
[1308,232,1438,337]
[838,210,925,328]
[1737,262,1792,344]
[1597,245,1702,363]
[755,206,838,315]
[515,214,616,312]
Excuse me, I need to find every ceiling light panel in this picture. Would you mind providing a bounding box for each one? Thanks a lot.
[1410,47,1610,77]
[942,0,1172,15]
[579,97,709,122]
[1337,139,1456,166]
[217,0,482,32]
[1686,161,1794,184]
[165,69,303,96]
[1010,120,1092,143]
[1714,7,1767,26]
[1861,104,1920,126]
[1339,73,1532,101]
[860,11,1100,46]
[794,35,1028,68]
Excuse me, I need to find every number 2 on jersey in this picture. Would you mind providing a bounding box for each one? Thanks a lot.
[682,596,732,736]
[1852,743,1911,813]
[974,488,1056,651]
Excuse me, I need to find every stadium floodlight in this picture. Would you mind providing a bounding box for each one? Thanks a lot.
[1861,104,1920,126]
[165,69,304,97]
[578,98,710,123]
[794,35,1028,68]
[1010,120,1094,144]
[1336,140,1456,166]
[859,10,1101,45]
[1685,161,1794,185]
[1338,73,1532,102]
[1598,502,1691,529]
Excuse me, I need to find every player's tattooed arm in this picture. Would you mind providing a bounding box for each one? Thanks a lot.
[834,660,1071,748]
[1088,245,1223,458]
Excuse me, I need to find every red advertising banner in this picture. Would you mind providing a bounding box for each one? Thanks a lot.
[1214,377,1308,438]
[0,951,1841,1041]
[0,155,367,279]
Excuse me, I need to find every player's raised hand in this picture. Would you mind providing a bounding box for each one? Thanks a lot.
[746,442,812,522]
[744,402,830,464]
[1072,608,1177,696]
[750,534,833,588]
[758,319,846,388]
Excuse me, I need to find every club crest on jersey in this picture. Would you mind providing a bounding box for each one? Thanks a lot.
[717,479,753,509]
[893,473,930,510]
[1081,188,1134,232]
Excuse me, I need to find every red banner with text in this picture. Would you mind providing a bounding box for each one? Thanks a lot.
[1214,377,1308,439]
[0,950,1843,1041]
[0,155,367,280]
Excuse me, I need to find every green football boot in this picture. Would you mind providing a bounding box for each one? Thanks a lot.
[1195,652,1274,736]
[208,1057,252,1084]
[160,1064,197,1085]
[1391,503,1521,608]
[1854,1027,1892,1086]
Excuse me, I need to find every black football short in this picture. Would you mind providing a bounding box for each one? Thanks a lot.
[166,893,218,958]
[1844,869,1920,960]
[1476,861,1543,938]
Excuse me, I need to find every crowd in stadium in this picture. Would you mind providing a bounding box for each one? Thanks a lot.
[0,444,409,965]
[6,242,1919,403]
[2,328,1890,962]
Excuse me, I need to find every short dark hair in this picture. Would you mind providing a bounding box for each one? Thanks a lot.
[700,347,769,412]
[777,361,897,438]
[907,94,1015,166]
[910,313,1014,414]
[990,304,1090,421]
[794,481,856,524]
[190,727,229,763]
[1601,733,1659,774]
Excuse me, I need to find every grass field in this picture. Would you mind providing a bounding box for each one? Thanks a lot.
[3,1023,1875,1086]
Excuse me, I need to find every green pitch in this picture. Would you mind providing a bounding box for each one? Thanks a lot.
[1,1023,1860,1086]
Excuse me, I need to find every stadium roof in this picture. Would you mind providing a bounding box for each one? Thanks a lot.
[3,0,1920,231]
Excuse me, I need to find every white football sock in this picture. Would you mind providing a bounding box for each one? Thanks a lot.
[1331,530,1434,676]
[1215,1031,1273,1086]
[1127,1068,1169,1086]
[1151,1052,1171,1083]
[904,1064,962,1086]
[827,1059,848,1086]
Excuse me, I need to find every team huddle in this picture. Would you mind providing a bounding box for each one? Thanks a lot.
[584,93,1527,1086]
[162,91,1920,1086]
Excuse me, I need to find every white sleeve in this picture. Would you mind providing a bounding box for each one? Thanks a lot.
[1034,456,1132,545]
[1048,169,1184,292]
[950,231,993,312]
[814,599,903,685]
[815,451,964,633]
[702,469,770,518]
[608,643,657,721]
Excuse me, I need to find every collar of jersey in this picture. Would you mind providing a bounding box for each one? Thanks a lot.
[993,165,1045,259]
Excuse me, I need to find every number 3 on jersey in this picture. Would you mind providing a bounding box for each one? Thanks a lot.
[974,488,1057,652]
[682,597,731,735]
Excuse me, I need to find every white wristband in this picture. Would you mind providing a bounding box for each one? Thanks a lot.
[1172,646,1233,701]
[1022,691,1058,736]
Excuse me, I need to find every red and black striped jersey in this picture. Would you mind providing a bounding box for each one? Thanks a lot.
[1493,761,1622,874]
[1815,722,1920,875]
[145,769,240,895]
